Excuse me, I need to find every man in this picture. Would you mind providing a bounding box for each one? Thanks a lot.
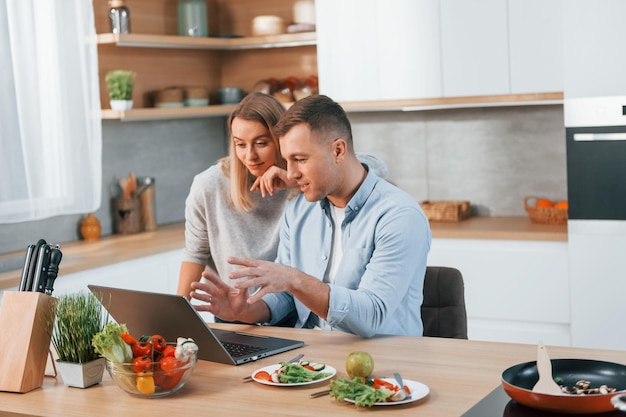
[190,95,431,337]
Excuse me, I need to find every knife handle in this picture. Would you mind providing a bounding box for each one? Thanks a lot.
[18,245,35,291]
[25,239,47,291]
[32,244,51,293]
[44,246,62,294]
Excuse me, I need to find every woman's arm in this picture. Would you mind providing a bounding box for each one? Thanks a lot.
[177,261,205,297]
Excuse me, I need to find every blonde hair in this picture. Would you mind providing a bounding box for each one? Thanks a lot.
[221,93,286,211]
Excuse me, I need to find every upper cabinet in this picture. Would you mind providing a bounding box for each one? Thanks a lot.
[508,0,563,94]
[316,0,442,102]
[563,0,626,99]
[440,0,509,97]
[318,0,563,106]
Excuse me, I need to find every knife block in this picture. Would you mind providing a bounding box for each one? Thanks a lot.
[0,291,57,393]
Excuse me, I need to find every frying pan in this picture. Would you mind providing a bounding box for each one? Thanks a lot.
[501,359,626,414]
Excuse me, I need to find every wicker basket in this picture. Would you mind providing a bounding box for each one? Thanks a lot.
[524,196,568,225]
[420,200,471,222]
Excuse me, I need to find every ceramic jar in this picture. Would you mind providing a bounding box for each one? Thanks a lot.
[80,213,101,241]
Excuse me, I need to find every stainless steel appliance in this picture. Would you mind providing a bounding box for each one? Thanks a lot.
[565,96,626,350]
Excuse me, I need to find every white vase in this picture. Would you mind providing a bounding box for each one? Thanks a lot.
[110,100,133,111]
[56,357,105,388]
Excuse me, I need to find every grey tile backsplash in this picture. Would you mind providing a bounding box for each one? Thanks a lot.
[0,104,565,257]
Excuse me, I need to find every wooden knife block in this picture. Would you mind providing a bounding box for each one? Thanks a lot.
[0,291,57,393]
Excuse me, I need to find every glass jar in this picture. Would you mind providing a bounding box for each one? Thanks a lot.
[178,0,208,37]
[108,0,130,34]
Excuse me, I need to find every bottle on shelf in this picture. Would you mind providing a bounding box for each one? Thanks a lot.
[108,0,130,34]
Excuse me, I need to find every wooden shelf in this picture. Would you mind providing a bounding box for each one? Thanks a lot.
[100,92,563,121]
[96,32,317,51]
[101,105,237,121]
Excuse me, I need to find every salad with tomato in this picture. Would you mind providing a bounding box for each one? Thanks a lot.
[330,376,412,407]
[254,360,332,384]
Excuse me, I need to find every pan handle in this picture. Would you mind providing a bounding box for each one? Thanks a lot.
[611,394,626,411]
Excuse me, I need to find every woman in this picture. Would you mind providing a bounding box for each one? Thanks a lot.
[177,92,387,324]
[177,93,290,310]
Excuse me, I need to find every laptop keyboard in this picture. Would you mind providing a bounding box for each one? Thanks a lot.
[222,342,265,358]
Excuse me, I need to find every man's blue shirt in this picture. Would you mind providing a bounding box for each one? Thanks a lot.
[263,168,432,337]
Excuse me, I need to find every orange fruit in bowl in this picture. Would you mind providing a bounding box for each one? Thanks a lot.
[554,200,568,210]
[535,198,554,208]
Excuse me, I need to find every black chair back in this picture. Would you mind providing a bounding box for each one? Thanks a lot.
[421,266,468,339]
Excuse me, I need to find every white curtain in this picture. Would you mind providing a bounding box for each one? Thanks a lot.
[0,0,102,223]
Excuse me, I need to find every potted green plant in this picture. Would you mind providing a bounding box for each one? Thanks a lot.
[105,70,136,110]
[51,291,109,388]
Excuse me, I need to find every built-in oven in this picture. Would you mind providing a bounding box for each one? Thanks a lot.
[565,95,626,350]
[566,125,626,220]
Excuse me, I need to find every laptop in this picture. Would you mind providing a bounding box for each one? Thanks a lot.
[88,285,304,365]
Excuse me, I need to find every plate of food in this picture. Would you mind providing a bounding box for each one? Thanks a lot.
[252,360,336,387]
[330,377,429,407]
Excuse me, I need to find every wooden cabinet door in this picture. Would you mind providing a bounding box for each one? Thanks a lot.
[440,0,509,97]
[316,0,441,102]
[508,0,563,94]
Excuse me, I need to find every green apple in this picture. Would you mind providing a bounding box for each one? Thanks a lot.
[345,351,374,379]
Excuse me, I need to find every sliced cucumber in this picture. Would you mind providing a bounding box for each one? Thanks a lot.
[298,360,310,366]
[311,363,326,371]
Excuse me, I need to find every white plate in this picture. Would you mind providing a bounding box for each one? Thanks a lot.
[252,363,337,387]
[344,378,429,406]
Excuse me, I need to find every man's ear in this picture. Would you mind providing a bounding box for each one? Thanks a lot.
[332,138,347,162]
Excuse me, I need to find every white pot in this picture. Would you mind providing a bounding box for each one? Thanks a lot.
[56,357,105,388]
[110,100,133,111]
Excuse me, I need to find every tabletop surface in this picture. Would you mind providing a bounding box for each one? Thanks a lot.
[0,324,623,417]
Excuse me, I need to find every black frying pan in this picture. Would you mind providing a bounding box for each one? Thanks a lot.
[502,359,626,414]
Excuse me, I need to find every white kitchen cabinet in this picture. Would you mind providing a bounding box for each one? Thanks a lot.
[564,0,626,99]
[316,0,442,102]
[52,249,184,296]
[427,238,571,346]
[508,0,563,94]
[440,0,509,97]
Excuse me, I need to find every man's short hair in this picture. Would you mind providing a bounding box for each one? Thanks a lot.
[273,95,354,151]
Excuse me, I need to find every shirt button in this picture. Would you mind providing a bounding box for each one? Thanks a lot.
[322,255,328,261]
[328,222,331,227]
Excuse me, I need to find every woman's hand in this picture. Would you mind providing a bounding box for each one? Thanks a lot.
[250,166,296,197]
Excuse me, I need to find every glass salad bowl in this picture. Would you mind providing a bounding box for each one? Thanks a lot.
[105,350,198,398]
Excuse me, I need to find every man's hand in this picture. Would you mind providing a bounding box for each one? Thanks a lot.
[227,256,297,304]
[227,256,330,320]
[250,166,296,197]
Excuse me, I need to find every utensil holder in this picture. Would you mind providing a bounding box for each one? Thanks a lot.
[0,291,57,393]
[137,177,157,232]
[112,198,141,234]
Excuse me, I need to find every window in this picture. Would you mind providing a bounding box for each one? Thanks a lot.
[0,0,101,223]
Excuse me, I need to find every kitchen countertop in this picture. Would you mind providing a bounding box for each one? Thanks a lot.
[0,323,622,417]
[0,217,567,291]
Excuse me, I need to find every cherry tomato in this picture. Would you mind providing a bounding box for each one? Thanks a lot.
[161,345,176,358]
[152,362,166,386]
[254,370,272,381]
[160,356,182,371]
[159,374,182,390]
[158,356,184,390]
[132,355,153,373]
[132,339,153,358]
[151,334,167,352]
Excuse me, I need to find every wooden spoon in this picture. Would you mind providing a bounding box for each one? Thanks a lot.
[532,342,563,395]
